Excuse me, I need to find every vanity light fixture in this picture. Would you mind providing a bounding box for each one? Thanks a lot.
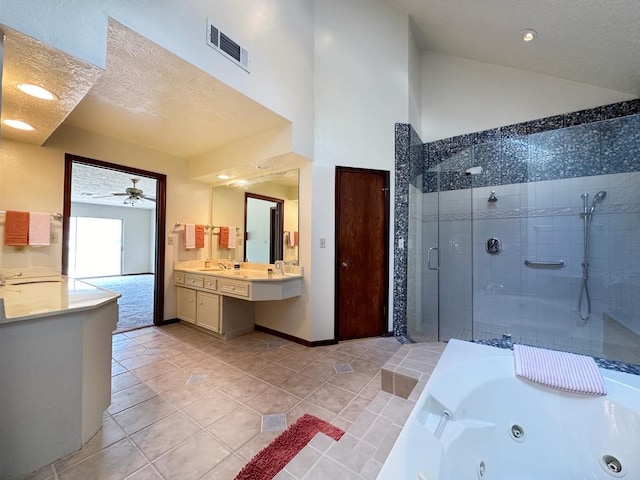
[217,174,231,180]
[522,29,537,42]
[3,119,35,131]
[17,83,58,101]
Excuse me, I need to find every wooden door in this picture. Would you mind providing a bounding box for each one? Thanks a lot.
[335,167,390,340]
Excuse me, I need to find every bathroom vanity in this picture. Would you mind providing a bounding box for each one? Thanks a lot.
[0,276,119,480]
[174,263,302,339]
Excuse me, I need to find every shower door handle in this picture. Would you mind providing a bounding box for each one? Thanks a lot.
[427,247,439,270]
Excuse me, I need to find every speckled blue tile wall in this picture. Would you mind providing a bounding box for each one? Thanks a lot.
[393,99,640,338]
[424,99,640,192]
[393,123,422,336]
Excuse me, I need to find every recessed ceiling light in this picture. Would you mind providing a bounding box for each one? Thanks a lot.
[236,180,248,186]
[17,83,58,101]
[522,29,537,42]
[3,119,35,131]
[256,164,271,170]
[217,174,231,180]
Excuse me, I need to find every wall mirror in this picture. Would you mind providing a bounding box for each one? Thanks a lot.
[211,169,299,264]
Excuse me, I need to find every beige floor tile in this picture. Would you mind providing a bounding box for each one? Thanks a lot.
[234,431,279,462]
[153,431,230,480]
[182,390,241,427]
[220,375,272,403]
[163,349,208,367]
[339,395,374,422]
[275,352,316,371]
[130,412,201,460]
[204,364,247,388]
[145,368,191,394]
[124,465,163,480]
[299,361,338,382]
[315,350,357,366]
[349,358,382,377]
[285,401,336,426]
[108,383,158,415]
[257,347,294,363]
[112,345,147,362]
[113,396,177,435]
[305,455,362,480]
[207,406,262,450]
[335,342,371,356]
[200,454,246,480]
[111,372,141,393]
[212,346,253,364]
[328,371,372,394]
[55,417,128,472]
[278,373,324,399]
[161,381,216,409]
[305,384,356,415]
[252,363,297,386]
[112,361,127,376]
[118,353,164,371]
[231,354,274,373]
[359,374,383,400]
[283,444,322,478]
[246,387,301,415]
[131,360,178,382]
[57,438,147,480]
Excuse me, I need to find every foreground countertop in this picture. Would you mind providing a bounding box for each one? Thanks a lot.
[0,275,120,324]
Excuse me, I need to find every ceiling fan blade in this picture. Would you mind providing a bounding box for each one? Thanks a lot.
[142,196,156,202]
[111,193,129,196]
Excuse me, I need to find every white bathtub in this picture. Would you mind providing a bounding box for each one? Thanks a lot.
[378,340,640,479]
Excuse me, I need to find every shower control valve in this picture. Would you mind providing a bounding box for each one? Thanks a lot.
[486,237,502,254]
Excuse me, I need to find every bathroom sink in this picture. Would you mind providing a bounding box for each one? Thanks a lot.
[198,267,224,272]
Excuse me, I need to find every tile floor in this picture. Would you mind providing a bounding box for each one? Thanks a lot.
[25,323,432,480]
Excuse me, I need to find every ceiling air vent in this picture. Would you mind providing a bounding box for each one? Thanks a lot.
[206,20,249,72]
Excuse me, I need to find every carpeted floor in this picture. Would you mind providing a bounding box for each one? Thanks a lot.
[83,274,154,332]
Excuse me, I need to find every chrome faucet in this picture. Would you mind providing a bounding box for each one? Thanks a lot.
[217,262,229,270]
[0,272,22,286]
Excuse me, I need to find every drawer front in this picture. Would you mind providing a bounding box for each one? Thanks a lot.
[203,277,217,291]
[174,271,185,285]
[184,273,204,288]
[219,280,250,298]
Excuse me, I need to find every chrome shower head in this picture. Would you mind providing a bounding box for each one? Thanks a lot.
[589,190,606,213]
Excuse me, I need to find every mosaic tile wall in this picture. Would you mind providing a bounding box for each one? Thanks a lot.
[394,99,640,345]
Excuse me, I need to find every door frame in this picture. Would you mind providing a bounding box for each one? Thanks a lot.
[62,154,168,326]
[334,166,391,341]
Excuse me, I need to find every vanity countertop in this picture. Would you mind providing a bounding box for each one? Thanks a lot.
[0,275,120,324]
[174,265,303,282]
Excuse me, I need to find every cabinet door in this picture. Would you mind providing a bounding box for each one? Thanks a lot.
[197,291,220,333]
[176,287,197,324]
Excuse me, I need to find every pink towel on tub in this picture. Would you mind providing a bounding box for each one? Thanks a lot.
[514,344,606,395]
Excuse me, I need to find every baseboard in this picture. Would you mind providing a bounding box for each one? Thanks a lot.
[254,324,337,347]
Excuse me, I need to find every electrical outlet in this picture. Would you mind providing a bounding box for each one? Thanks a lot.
[168,236,174,245]
[320,238,326,248]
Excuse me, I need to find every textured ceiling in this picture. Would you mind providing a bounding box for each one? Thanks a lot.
[0,26,103,145]
[71,163,158,210]
[63,20,290,158]
[390,0,640,95]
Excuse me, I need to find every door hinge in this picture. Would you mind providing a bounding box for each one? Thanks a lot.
[382,187,389,198]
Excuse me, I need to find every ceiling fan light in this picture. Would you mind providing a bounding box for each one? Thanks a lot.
[123,196,137,206]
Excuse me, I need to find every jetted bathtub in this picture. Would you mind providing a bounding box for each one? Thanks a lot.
[378,339,640,479]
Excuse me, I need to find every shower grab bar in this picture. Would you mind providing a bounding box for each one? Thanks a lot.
[524,260,566,269]
[427,247,439,270]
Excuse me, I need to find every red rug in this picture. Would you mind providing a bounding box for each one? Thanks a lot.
[234,414,345,480]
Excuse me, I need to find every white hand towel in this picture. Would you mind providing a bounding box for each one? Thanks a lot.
[227,226,237,249]
[29,212,51,246]
[514,344,606,395]
[184,224,196,249]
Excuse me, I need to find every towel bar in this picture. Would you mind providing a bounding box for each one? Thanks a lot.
[524,260,566,269]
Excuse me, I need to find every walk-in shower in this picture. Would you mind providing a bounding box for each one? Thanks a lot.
[399,100,640,364]
[578,191,606,321]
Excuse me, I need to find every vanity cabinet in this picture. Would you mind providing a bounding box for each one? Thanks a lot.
[175,272,253,339]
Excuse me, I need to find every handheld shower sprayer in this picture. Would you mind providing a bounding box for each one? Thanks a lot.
[590,191,607,214]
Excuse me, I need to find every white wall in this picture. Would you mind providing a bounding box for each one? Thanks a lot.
[71,202,155,275]
[0,125,212,320]
[421,52,637,142]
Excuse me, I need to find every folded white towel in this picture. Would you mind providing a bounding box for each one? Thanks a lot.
[28,212,51,246]
[227,226,237,249]
[184,224,196,249]
[514,344,606,395]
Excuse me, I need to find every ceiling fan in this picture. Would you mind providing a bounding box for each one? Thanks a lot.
[96,178,156,205]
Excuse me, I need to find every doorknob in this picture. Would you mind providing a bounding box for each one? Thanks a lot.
[341,261,349,268]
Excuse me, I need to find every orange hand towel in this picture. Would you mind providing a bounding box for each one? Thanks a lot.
[293,231,298,247]
[195,224,205,249]
[219,226,230,248]
[4,211,30,246]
